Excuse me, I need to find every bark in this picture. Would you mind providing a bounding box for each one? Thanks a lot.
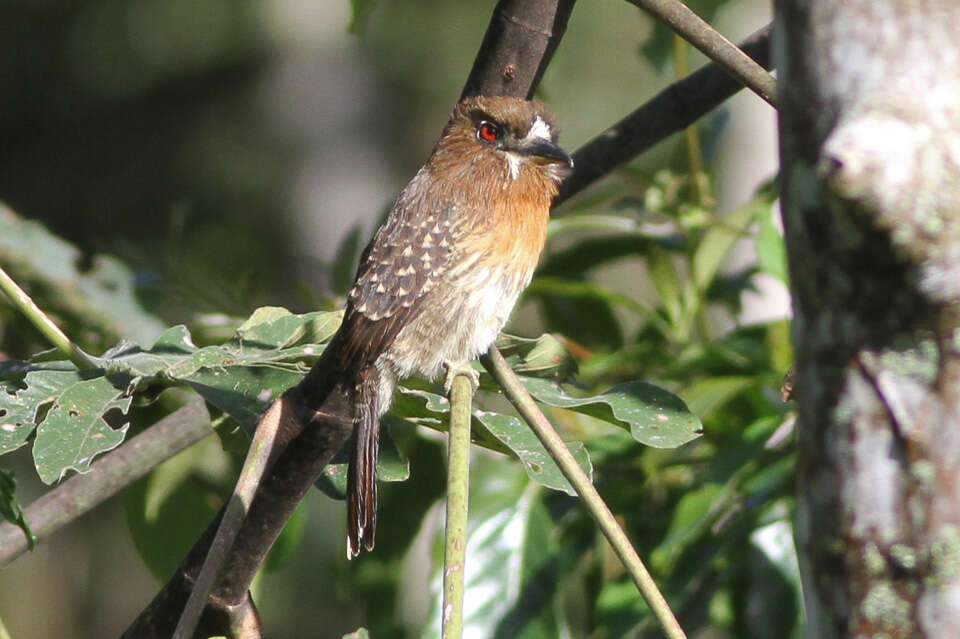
[777,1,960,637]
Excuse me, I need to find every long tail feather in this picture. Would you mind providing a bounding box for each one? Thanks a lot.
[347,368,384,559]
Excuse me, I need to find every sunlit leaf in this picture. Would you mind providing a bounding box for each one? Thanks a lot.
[32,375,130,483]
[520,377,702,449]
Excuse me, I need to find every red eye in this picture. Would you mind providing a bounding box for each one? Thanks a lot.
[477,121,501,142]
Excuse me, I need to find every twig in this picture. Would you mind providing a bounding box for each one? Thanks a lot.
[0,399,210,566]
[0,266,96,370]
[442,373,474,639]
[627,0,776,106]
[482,346,687,639]
[556,24,773,204]
[172,399,287,639]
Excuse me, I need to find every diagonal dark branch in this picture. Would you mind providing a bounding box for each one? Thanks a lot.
[627,0,776,106]
[556,23,773,205]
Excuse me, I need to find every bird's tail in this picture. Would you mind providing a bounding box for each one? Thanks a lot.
[347,367,384,559]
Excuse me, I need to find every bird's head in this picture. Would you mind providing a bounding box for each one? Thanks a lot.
[430,96,574,187]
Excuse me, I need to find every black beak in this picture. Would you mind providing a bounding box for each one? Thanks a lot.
[522,139,574,169]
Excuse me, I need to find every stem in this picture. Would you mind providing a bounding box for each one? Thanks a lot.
[442,373,474,639]
[173,398,288,639]
[482,346,687,639]
[0,266,95,370]
[627,0,776,106]
[0,400,211,567]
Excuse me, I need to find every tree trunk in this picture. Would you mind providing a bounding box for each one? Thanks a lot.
[777,1,960,637]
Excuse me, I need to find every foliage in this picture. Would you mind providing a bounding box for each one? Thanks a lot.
[0,2,796,637]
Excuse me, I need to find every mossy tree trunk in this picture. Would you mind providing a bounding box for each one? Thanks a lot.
[777,1,960,637]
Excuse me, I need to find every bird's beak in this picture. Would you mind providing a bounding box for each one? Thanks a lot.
[521,139,574,169]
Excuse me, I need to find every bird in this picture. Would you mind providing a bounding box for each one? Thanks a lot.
[299,95,573,558]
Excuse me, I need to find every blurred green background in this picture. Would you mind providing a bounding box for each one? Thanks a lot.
[0,1,785,637]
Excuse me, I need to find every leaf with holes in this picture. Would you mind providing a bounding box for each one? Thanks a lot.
[31,375,130,484]
[1,370,87,456]
[520,377,702,449]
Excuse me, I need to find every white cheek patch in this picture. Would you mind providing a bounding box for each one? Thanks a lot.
[526,115,553,143]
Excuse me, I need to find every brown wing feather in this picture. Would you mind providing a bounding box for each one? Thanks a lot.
[335,175,456,372]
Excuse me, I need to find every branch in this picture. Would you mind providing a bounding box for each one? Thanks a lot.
[481,347,687,639]
[627,0,776,106]
[0,265,96,370]
[556,24,772,204]
[461,0,577,100]
[0,399,211,567]
[122,386,354,638]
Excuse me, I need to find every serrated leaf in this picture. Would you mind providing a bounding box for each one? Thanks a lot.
[1,370,83,456]
[520,377,702,449]
[32,375,130,483]
[0,469,35,550]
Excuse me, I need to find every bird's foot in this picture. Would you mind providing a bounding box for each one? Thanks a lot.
[443,361,480,396]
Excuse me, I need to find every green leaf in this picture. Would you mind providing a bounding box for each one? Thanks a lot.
[0,204,166,344]
[756,202,788,284]
[0,469,35,550]
[496,332,578,380]
[691,200,758,294]
[651,482,723,573]
[646,245,684,329]
[520,377,702,449]
[1,369,79,456]
[473,410,593,496]
[32,375,130,483]
[395,386,593,495]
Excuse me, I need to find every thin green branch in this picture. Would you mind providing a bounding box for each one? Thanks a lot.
[0,399,211,566]
[482,346,687,639]
[442,373,474,639]
[0,266,96,370]
[627,0,776,107]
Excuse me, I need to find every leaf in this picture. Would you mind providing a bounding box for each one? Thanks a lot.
[1,369,83,456]
[496,332,578,380]
[519,377,702,449]
[691,199,759,294]
[395,386,593,495]
[0,469,35,550]
[0,204,166,344]
[651,482,723,573]
[473,410,593,496]
[32,375,130,483]
[756,201,788,284]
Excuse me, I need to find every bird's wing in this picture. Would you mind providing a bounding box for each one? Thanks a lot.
[334,188,457,373]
